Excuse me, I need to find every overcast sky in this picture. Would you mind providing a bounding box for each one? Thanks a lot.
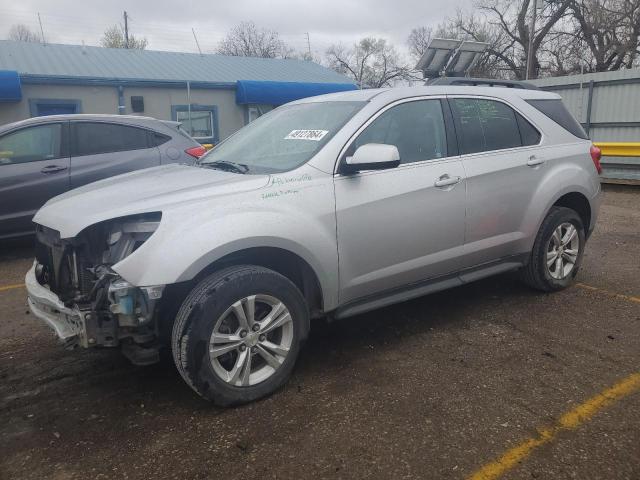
[0,0,472,60]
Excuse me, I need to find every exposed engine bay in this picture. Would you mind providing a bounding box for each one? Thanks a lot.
[32,213,165,365]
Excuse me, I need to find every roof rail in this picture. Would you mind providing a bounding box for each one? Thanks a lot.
[426,77,541,91]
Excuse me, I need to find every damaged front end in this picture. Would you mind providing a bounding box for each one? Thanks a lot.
[27,213,165,365]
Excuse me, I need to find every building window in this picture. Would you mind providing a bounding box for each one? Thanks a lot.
[171,105,219,143]
[245,104,274,125]
[247,106,261,124]
[29,98,82,117]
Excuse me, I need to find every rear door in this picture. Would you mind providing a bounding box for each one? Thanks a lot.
[448,96,544,268]
[69,121,161,189]
[0,122,70,238]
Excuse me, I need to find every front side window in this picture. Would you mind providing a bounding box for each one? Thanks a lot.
[0,124,63,165]
[201,101,365,174]
[348,99,448,164]
[73,122,150,156]
[451,98,522,154]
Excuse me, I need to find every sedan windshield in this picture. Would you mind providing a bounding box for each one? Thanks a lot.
[200,101,365,174]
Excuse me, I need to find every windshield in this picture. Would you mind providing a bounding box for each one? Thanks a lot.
[200,101,365,173]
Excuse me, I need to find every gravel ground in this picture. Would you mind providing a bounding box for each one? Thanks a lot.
[0,185,638,480]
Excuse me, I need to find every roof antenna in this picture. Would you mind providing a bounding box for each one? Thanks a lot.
[192,28,203,56]
[37,12,46,45]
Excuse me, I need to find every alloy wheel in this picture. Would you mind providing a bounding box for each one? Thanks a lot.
[208,294,293,387]
[546,222,580,280]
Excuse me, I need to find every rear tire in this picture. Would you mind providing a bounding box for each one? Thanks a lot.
[171,265,309,406]
[520,206,585,292]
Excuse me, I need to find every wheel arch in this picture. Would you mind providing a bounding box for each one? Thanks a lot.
[190,246,325,317]
[157,245,327,344]
[551,191,591,235]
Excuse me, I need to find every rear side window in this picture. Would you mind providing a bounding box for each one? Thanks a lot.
[0,124,63,165]
[73,122,151,156]
[152,132,171,146]
[525,99,588,139]
[516,113,542,146]
[450,98,522,154]
[349,99,448,164]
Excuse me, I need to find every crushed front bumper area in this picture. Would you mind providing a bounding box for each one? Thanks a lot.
[26,262,164,365]
[26,262,86,348]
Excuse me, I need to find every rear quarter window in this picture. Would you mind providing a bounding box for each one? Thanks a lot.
[525,99,588,140]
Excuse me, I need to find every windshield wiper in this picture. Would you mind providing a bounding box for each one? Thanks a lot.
[201,160,249,174]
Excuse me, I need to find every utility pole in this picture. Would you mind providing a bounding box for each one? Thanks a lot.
[305,32,311,57]
[37,13,46,45]
[526,0,543,80]
[124,11,129,49]
[192,28,202,55]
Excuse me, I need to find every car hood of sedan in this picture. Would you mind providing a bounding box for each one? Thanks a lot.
[33,164,270,238]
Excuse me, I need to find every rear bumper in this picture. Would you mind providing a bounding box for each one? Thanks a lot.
[588,187,602,239]
[25,262,84,347]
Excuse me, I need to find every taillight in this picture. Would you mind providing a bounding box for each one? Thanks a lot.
[185,145,207,159]
[590,144,602,174]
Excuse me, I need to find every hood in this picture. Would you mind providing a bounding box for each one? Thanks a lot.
[33,164,270,238]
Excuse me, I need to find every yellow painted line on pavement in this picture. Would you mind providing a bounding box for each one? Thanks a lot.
[469,372,640,480]
[468,372,640,480]
[0,283,25,292]
[576,282,640,305]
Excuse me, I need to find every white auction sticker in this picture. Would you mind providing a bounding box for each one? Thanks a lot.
[284,129,329,141]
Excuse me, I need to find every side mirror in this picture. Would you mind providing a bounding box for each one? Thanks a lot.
[342,143,400,174]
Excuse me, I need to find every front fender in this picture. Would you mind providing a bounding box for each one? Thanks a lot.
[112,178,339,310]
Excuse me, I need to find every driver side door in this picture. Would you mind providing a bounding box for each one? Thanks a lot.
[334,98,467,305]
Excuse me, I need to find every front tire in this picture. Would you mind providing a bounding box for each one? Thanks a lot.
[171,265,309,406]
[520,206,586,292]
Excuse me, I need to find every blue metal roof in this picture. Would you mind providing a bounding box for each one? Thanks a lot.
[236,80,357,105]
[0,70,21,101]
[0,40,354,87]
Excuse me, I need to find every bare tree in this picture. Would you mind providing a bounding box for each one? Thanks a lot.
[326,38,412,88]
[100,25,148,49]
[8,24,40,42]
[407,26,433,63]
[217,21,289,58]
[569,0,640,71]
[477,0,574,79]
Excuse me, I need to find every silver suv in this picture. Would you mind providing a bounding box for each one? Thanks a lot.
[26,85,602,406]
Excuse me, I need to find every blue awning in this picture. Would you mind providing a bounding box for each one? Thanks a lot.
[236,80,357,105]
[0,70,21,102]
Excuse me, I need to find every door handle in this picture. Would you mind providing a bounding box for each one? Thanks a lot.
[527,155,545,167]
[434,174,462,188]
[40,165,68,174]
